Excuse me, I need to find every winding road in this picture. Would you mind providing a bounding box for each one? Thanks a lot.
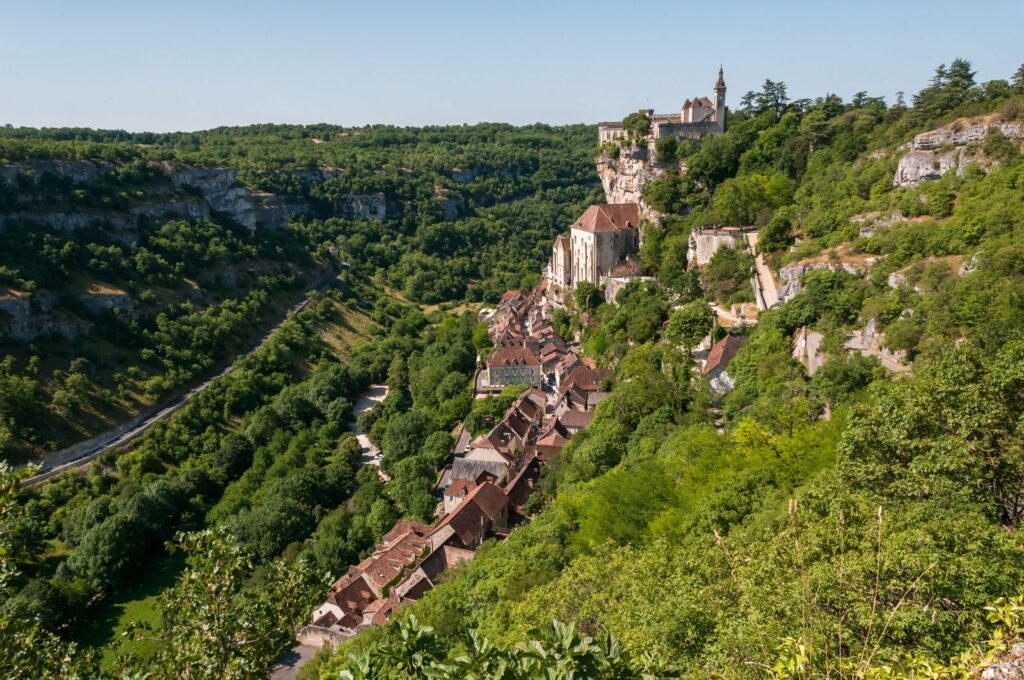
[22,282,332,487]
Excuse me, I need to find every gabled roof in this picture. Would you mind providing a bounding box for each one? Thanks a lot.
[559,365,612,396]
[432,482,509,548]
[488,346,541,368]
[571,204,641,234]
[451,457,508,483]
[704,335,746,376]
[501,289,526,304]
[445,478,477,498]
[559,410,594,430]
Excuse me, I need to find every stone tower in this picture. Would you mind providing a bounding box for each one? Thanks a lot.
[713,67,727,133]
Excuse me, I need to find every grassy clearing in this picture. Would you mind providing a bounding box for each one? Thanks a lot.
[73,550,186,670]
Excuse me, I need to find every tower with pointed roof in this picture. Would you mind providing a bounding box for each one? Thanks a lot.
[713,66,727,134]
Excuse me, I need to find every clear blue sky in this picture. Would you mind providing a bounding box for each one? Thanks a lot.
[2,0,1022,132]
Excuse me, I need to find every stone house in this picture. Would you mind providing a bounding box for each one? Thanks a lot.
[703,334,746,394]
[487,346,542,387]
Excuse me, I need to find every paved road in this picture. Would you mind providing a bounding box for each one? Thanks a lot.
[745,232,780,310]
[270,645,318,680]
[23,283,331,487]
[352,384,388,469]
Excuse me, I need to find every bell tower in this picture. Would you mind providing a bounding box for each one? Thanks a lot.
[713,66,727,132]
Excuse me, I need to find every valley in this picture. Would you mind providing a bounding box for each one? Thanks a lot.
[3,57,1024,680]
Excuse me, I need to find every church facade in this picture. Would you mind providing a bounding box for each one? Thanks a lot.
[547,203,641,302]
[598,68,727,144]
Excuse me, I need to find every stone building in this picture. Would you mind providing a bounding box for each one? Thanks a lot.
[546,203,641,302]
[598,67,727,144]
[486,347,542,387]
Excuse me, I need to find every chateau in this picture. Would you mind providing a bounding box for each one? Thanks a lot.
[598,67,727,144]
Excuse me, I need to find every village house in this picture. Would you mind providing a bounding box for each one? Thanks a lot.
[597,67,727,144]
[703,334,746,394]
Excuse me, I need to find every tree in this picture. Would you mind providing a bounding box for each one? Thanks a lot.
[0,462,97,677]
[574,282,601,311]
[381,410,435,467]
[1013,64,1024,94]
[120,528,320,678]
[621,112,651,145]
[667,301,714,351]
[758,209,793,254]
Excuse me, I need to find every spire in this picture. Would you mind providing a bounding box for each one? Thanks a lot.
[715,66,726,90]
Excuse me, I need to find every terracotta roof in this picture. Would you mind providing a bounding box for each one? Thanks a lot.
[445,478,477,498]
[571,204,641,234]
[560,365,612,395]
[704,335,746,376]
[554,234,570,251]
[487,346,541,368]
[715,67,726,90]
[502,290,526,303]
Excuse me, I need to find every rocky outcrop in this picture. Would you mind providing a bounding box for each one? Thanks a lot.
[162,163,261,231]
[595,146,670,220]
[893,120,1024,187]
[79,292,134,315]
[337,193,386,221]
[0,292,91,340]
[438,196,465,221]
[0,212,132,232]
[130,199,210,221]
[0,159,115,188]
[777,260,872,302]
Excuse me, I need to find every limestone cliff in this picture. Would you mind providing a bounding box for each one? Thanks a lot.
[893,118,1024,187]
[596,145,671,220]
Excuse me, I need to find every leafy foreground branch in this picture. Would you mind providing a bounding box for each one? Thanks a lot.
[115,528,324,679]
[323,598,1024,680]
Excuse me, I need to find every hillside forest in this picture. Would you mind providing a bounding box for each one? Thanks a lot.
[3,59,1024,679]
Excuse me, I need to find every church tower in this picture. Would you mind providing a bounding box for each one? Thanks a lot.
[713,66,727,133]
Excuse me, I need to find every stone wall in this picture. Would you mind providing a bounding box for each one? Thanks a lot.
[687,228,749,267]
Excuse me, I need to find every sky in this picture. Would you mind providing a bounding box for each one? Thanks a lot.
[2,0,1022,132]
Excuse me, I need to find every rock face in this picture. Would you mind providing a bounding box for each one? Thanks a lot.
[337,193,386,221]
[777,261,868,302]
[162,163,263,231]
[596,145,670,221]
[79,292,134,315]
[893,120,1024,187]
[0,292,91,340]
[0,159,115,187]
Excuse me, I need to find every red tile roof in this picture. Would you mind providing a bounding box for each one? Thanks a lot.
[704,335,746,375]
[571,204,641,234]
[445,478,477,498]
